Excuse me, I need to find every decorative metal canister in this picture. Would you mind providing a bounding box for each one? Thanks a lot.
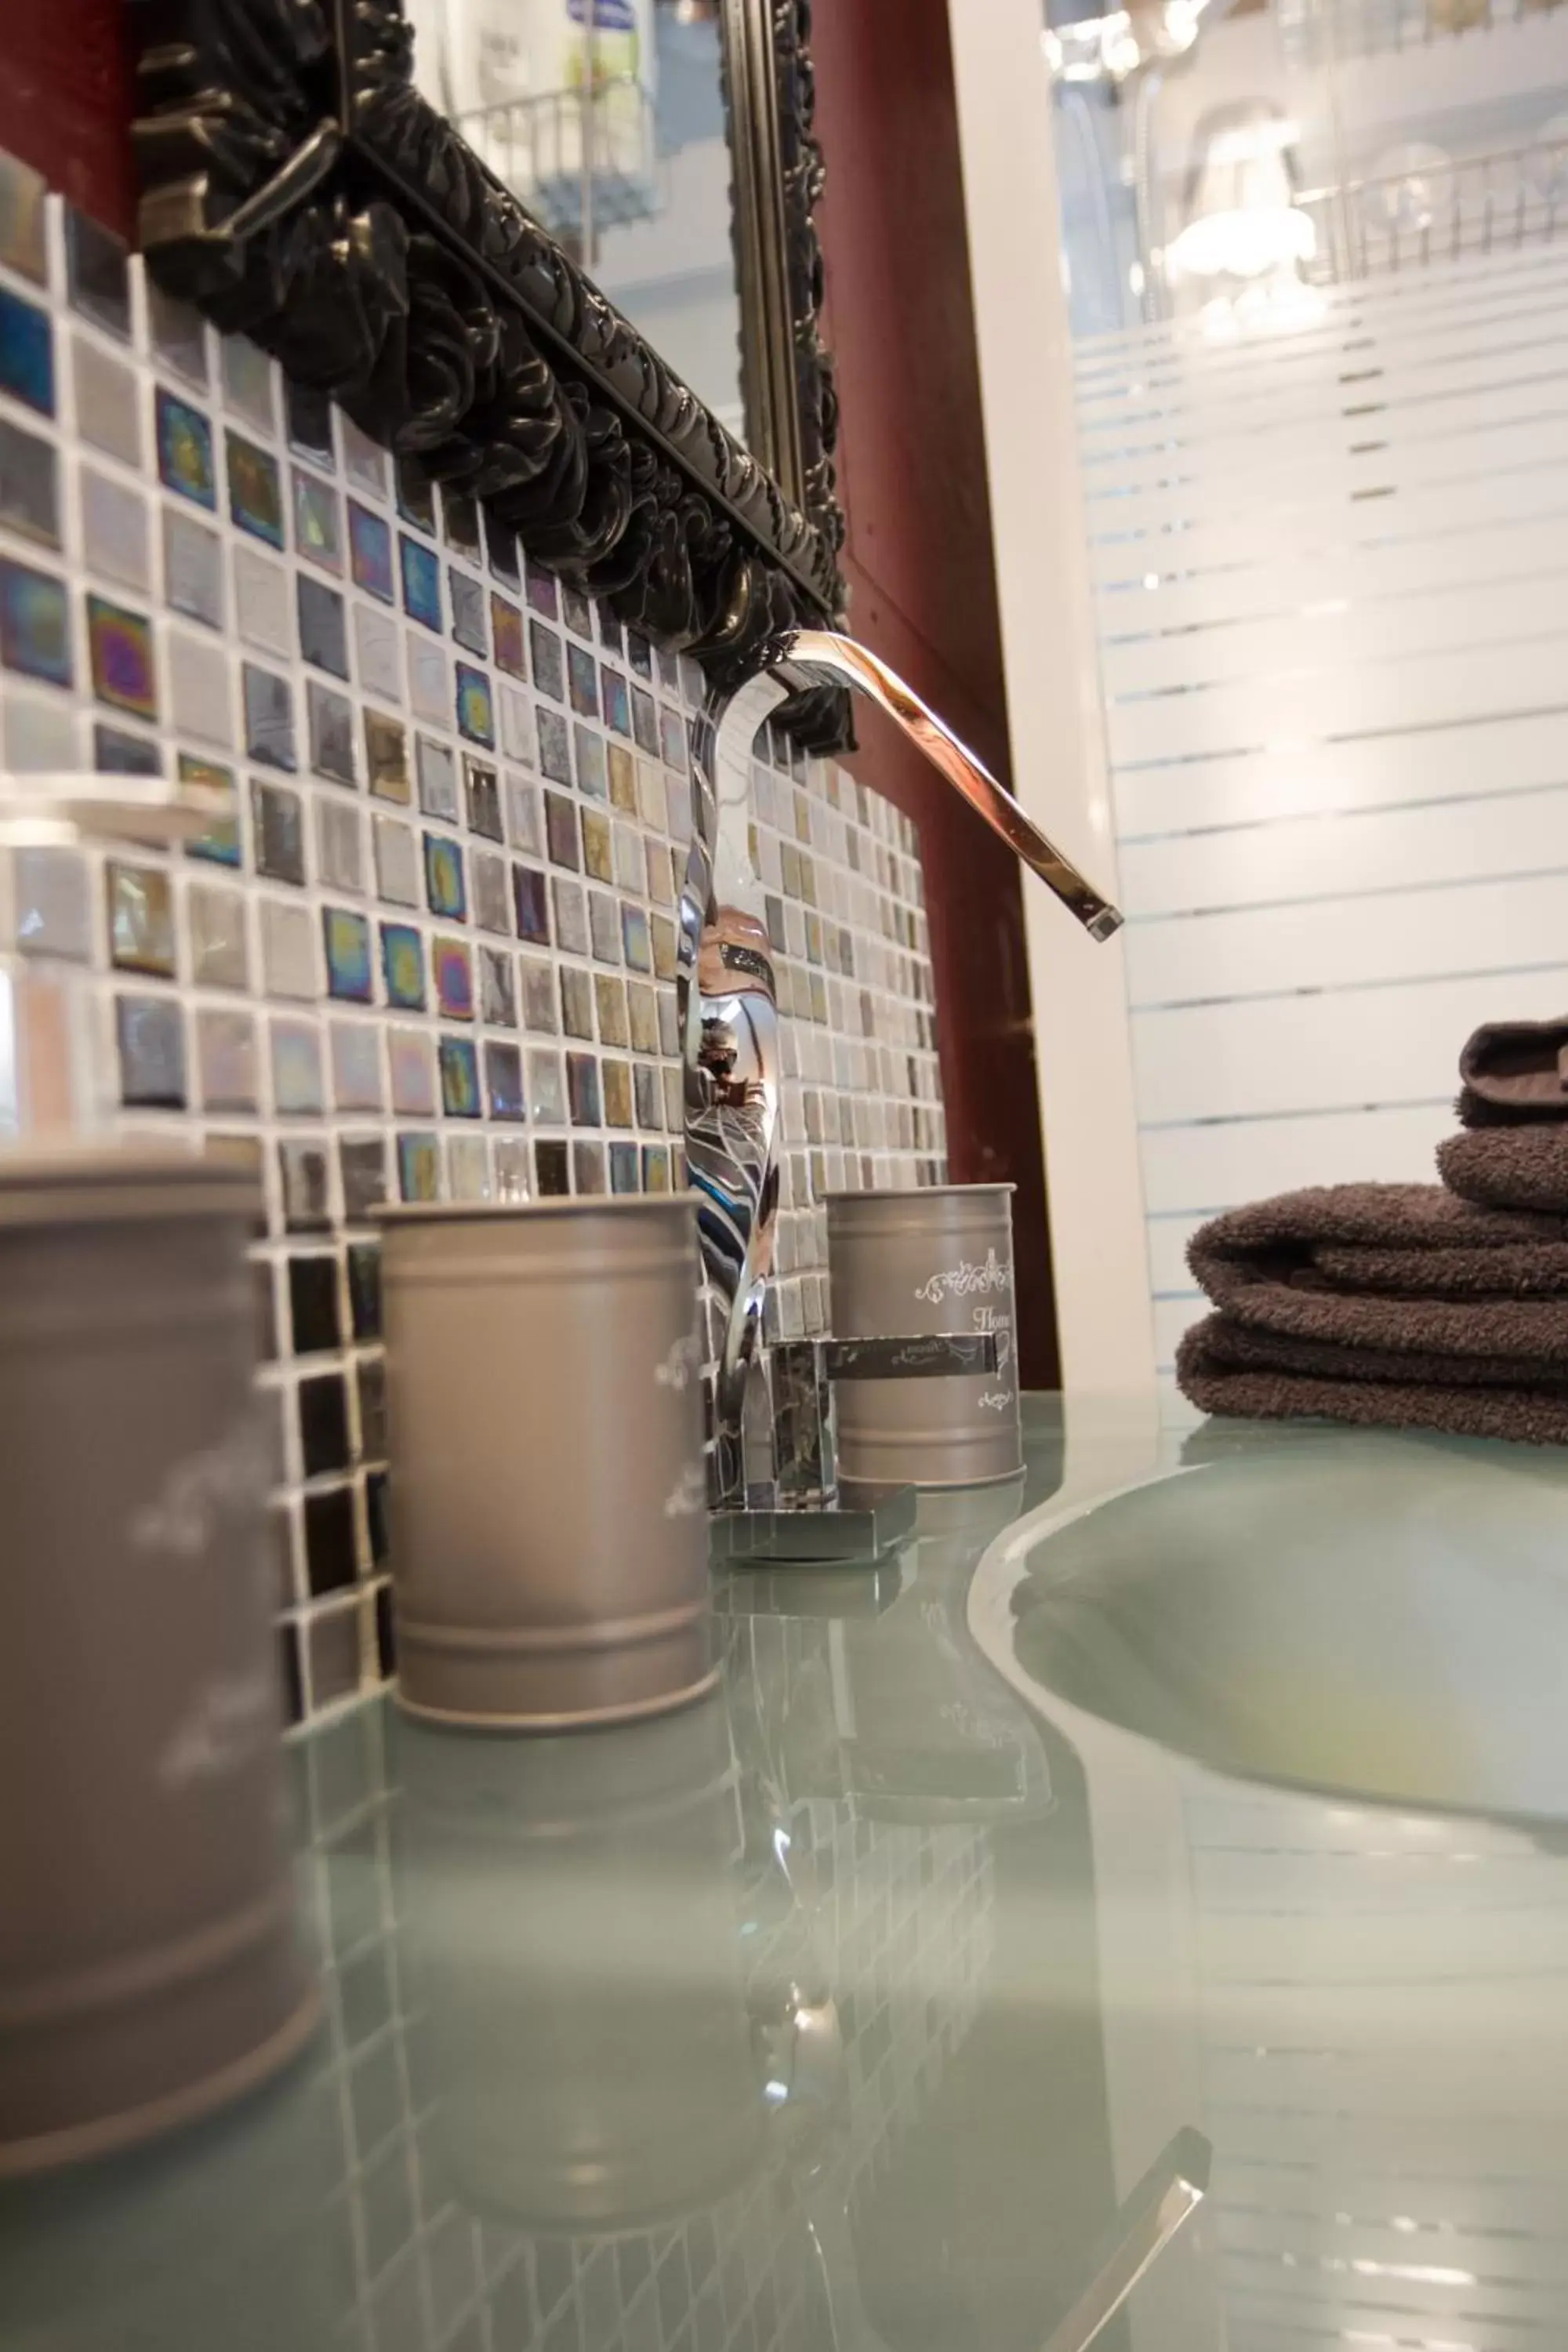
[376,1196,716,1730]
[826,1185,1022,1489]
[0,1147,318,2177]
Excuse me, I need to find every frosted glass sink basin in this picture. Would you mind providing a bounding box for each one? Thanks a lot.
[971,1422,1568,1825]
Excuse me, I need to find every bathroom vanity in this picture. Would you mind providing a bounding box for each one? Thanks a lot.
[4,1396,1566,2350]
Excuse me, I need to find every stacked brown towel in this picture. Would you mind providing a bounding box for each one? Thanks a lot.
[1457,1015,1568,1128]
[1178,1017,1568,1446]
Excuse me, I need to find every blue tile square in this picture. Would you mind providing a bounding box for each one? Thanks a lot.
[603,669,632,738]
[397,1131,440,1202]
[512,864,550,944]
[227,432,285,548]
[439,1035,481,1119]
[155,387,216,510]
[484,1040,525,1121]
[621,902,652,973]
[455,662,495,748]
[324,907,373,1003]
[350,502,394,602]
[0,557,71,688]
[380,922,426,1011]
[567,641,598,717]
[0,285,54,417]
[400,535,442,631]
[538,707,572,786]
[423,831,467,920]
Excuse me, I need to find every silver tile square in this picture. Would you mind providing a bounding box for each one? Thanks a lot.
[168,628,233,748]
[373,814,419,907]
[406,630,447,721]
[3,696,75,775]
[271,1015,325,1113]
[79,466,149,592]
[316,797,365,895]
[498,681,535,766]
[196,1006,256,1110]
[472,849,510,936]
[478,943,516,1025]
[389,1025,437,1115]
[233,544,292,655]
[11,846,92,958]
[448,1134,491,1200]
[162,505,225,630]
[73,334,141,467]
[331,1018,383,1110]
[221,332,276,436]
[504,774,541,855]
[521,956,556,1033]
[341,414,387,495]
[552,877,588,956]
[493,1134,531,1200]
[588,891,620,965]
[527,1048,566,1123]
[187,880,249,989]
[354,601,401,705]
[307,678,356,786]
[416,735,458,822]
[261,897,316,997]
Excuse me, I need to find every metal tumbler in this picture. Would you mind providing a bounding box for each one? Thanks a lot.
[0,1145,318,2178]
[376,1195,716,1730]
[826,1184,1022,1489]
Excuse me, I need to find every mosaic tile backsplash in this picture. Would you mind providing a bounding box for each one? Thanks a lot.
[0,154,946,1727]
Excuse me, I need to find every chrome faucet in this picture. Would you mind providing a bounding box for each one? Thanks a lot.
[680,630,1123,1556]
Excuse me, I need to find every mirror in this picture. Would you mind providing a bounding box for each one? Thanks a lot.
[405,2,748,447]
[130,0,846,741]
[394,0,822,510]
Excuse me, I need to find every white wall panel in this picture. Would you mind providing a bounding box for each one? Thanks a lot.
[1120,782,1568,919]
[1131,966,1568,1128]
[1114,707,1568,840]
[1103,511,1568,640]
[1124,870,1568,1005]
[1089,459,1564,588]
[1139,1101,1456,1216]
[1104,568,1568,699]
[1077,249,1568,1369]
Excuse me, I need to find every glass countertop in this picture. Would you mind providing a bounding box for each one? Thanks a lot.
[5,1397,1568,2352]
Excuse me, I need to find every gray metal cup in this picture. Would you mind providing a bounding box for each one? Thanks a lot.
[376,1196,716,1730]
[826,1185,1022,1490]
[0,1146,318,2178]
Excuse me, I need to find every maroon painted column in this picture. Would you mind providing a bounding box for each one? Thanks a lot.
[811,0,1062,1386]
[0,0,136,236]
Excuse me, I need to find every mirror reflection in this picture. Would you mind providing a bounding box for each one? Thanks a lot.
[405,0,747,441]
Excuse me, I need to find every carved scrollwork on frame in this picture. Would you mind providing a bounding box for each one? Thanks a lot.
[125,0,851,752]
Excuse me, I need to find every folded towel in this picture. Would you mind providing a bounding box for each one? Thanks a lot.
[1189,1185,1568,1346]
[1440,1124,1568,1216]
[1178,1317,1568,1446]
[1178,1181,1568,1444]
[1458,1015,1568,1127]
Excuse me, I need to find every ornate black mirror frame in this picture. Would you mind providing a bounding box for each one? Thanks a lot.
[126,0,851,749]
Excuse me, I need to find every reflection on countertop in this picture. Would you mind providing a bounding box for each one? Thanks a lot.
[8,1397,1568,2352]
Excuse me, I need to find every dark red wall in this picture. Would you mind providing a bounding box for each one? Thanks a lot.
[0,0,136,236]
[811,0,1061,1385]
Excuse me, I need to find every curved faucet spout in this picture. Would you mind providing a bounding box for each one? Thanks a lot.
[680,633,1122,1512]
[775,630,1123,942]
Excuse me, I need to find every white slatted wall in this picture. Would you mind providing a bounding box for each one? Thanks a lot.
[1075,245,1568,1377]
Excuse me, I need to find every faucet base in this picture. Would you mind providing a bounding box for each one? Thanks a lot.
[709,1483,919,1567]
